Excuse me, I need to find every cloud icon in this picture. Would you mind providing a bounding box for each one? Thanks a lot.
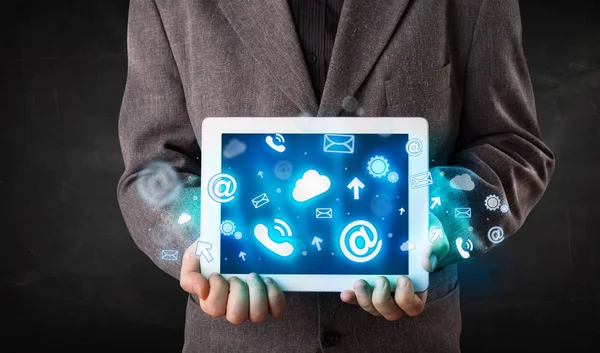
[400,240,415,252]
[223,138,246,159]
[292,169,331,202]
[178,212,191,225]
[450,173,475,191]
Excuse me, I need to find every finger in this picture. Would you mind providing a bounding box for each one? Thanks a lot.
[263,277,286,319]
[353,279,381,316]
[394,276,426,317]
[416,290,428,303]
[247,273,269,323]
[226,276,249,325]
[199,273,229,317]
[422,239,449,272]
[371,277,404,321]
[340,290,359,305]
[423,213,450,272]
[180,242,209,300]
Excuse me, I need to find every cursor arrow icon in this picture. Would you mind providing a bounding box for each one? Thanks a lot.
[311,236,323,251]
[239,251,246,261]
[430,197,441,210]
[195,241,214,263]
[347,177,365,200]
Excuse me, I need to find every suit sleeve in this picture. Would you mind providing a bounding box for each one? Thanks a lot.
[117,0,201,280]
[431,0,555,268]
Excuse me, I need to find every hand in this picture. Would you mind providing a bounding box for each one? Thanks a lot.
[340,212,450,320]
[179,241,286,324]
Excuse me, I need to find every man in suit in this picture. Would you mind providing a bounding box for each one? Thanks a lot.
[117,0,554,351]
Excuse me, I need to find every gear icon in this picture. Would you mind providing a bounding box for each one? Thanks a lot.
[367,155,390,178]
[484,195,501,211]
[388,172,399,183]
[219,220,236,236]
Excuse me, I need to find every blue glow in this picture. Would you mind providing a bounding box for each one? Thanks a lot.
[219,133,409,275]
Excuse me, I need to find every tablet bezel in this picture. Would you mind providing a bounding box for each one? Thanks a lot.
[199,117,429,292]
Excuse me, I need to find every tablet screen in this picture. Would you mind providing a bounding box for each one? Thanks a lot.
[215,132,411,276]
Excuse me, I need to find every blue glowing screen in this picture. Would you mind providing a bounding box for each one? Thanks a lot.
[218,133,410,275]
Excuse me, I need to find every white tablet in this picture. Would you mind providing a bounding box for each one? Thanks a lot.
[198,117,429,292]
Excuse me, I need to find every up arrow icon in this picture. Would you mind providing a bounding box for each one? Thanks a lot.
[195,241,214,263]
[430,197,441,210]
[311,236,323,251]
[347,177,365,200]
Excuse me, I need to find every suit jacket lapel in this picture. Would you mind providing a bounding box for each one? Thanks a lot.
[217,0,319,116]
[317,0,411,117]
[218,0,411,118]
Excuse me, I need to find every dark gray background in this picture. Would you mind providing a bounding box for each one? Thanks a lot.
[1,1,598,352]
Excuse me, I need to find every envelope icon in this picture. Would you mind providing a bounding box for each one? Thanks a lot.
[409,171,433,189]
[252,193,270,208]
[316,208,333,218]
[161,249,178,261]
[455,207,472,218]
[323,134,355,154]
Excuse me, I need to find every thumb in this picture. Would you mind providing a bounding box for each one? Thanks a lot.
[180,240,210,300]
[421,212,450,272]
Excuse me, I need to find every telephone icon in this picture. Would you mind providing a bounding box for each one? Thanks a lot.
[265,134,286,153]
[456,237,473,259]
[253,219,294,257]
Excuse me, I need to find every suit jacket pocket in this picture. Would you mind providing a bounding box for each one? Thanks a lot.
[384,62,453,107]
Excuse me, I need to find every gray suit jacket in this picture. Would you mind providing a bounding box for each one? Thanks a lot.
[117,0,555,352]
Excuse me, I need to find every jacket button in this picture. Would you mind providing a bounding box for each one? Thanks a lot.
[321,330,339,347]
[307,52,317,64]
